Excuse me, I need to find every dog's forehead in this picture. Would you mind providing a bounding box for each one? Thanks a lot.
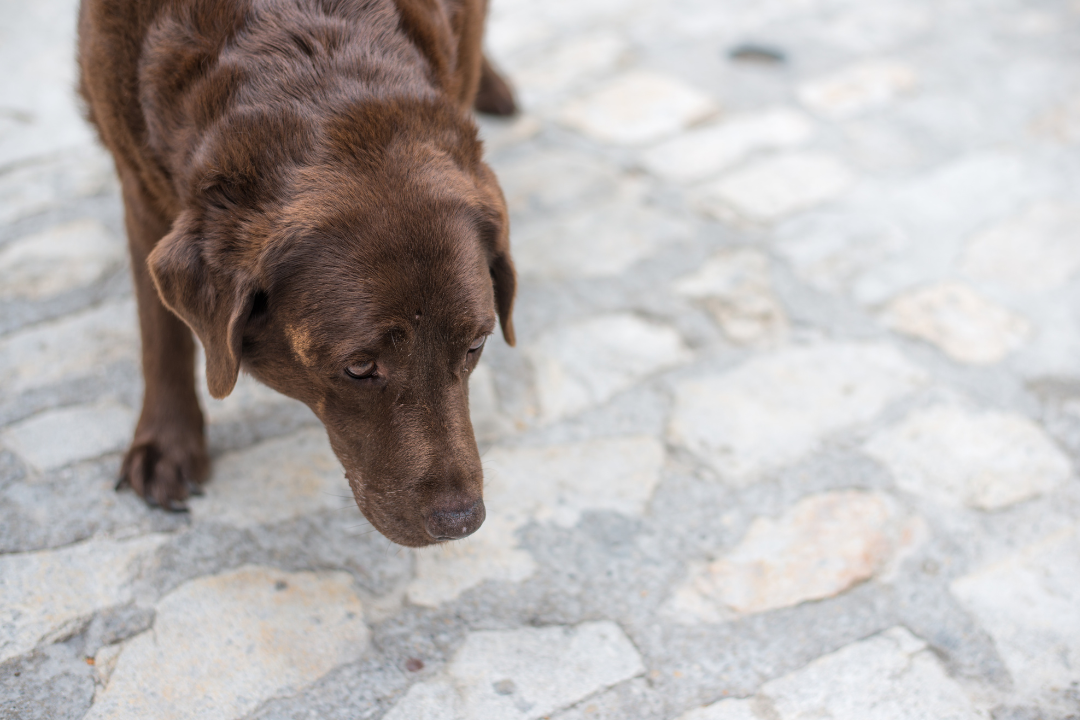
[278,212,495,357]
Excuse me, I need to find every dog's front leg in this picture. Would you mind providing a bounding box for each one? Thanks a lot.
[117,172,209,511]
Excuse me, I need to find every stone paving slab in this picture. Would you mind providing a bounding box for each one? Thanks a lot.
[3,0,1080,719]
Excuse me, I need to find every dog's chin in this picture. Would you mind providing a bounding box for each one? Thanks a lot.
[346,476,441,547]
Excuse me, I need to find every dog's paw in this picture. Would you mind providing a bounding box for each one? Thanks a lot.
[119,426,209,512]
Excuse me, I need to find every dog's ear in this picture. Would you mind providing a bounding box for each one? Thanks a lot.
[473,167,517,346]
[489,241,516,346]
[147,211,256,399]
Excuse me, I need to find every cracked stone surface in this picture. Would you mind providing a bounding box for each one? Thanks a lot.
[527,313,691,422]
[668,343,927,483]
[5,0,1080,718]
[951,528,1080,713]
[408,435,664,606]
[85,566,369,720]
[673,248,787,345]
[382,622,644,720]
[0,535,167,663]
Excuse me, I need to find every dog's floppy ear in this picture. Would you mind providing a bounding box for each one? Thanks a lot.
[147,211,256,399]
[474,166,517,346]
[488,226,516,347]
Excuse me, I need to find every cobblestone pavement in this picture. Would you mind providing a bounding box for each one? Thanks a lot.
[3,0,1080,718]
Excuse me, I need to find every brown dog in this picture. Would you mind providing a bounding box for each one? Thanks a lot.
[77,0,517,547]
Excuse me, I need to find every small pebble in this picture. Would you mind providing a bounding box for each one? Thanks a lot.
[405,658,424,672]
[728,44,787,65]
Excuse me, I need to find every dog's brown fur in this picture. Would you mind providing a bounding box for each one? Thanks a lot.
[77,0,517,546]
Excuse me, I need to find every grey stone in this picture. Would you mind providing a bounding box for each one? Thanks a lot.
[408,435,665,607]
[951,528,1080,712]
[0,642,95,720]
[80,604,156,658]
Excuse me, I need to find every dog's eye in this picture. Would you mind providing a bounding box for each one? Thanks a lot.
[345,361,376,379]
[468,336,487,353]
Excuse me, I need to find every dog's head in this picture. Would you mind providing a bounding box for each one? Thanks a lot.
[147,99,515,546]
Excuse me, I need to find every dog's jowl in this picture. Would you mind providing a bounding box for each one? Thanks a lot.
[78,0,517,546]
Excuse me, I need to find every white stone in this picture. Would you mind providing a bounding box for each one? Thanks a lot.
[1,401,136,472]
[864,404,1071,510]
[760,627,984,719]
[527,313,691,422]
[476,114,543,154]
[641,108,815,184]
[560,71,718,145]
[86,566,368,720]
[668,343,927,483]
[407,436,665,606]
[675,698,759,720]
[881,282,1031,365]
[962,201,1080,291]
[189,428,348,528]
[951,528,1080,708]
[382,621,644,720]
[1030,95,1080,144]
[774,212,909,298]
[0,535,167,663]
[797,60,917,120]
[513,191,690,279]
[673,248,787,345]
[0,300,138,396]
[511,31,628,101]
[0,219,124,300]
[495,149,622,215]
[672,492,909,619]
[698,153,855,223]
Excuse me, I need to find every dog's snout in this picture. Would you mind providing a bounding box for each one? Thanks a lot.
[424,499,485,540]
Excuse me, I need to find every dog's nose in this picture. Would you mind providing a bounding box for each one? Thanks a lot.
[424,499,485,540]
